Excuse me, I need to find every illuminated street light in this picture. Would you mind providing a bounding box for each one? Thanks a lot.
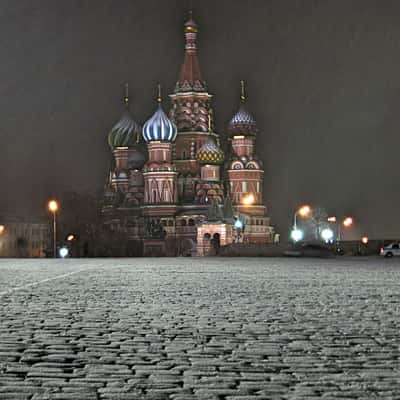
[298,205,311,217]
[59,247,69,258]
[361,236,368,244]
[0,225,4,235]
[328,216,354,241]
[321,228,334,242]
[234,219,243,230]
[48,200,58,213]
[67,234,75,241]
[241,193,255,206]
[293,205,311,230]
[48,199,59,258]
[291,228,303,242]
[343,217,353,228]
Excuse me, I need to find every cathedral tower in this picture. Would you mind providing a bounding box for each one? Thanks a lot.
[227,81,273,243]
[169,13,219,202]
[142,86,178,218]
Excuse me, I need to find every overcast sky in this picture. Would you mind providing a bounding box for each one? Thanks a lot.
[1,0,400,238]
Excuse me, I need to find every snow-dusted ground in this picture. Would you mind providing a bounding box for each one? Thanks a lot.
[0,257,400,399]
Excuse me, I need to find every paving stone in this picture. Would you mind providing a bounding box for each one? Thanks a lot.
[1,258,400,399]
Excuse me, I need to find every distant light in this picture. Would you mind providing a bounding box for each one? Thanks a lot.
[242,193,255,206]
[0,225,4,235]
[298,205,311,217]
[327,216,337,222]
[234,219,243,229]
[67,234,75,241]
[48,200,58,213]
[59,247,69,258]
[361,236,368,244]
[291,229,303,242]
[343,217,353,227]
[321,228,334,242]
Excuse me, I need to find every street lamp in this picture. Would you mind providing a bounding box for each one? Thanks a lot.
[48,200,58,258]
[328,216,354,241]
[293,205,311,230]
[0,225,4,235]
[291,228,303,242]
[59,247,69,258]
[361,236,368,244]
[321,228,334,242]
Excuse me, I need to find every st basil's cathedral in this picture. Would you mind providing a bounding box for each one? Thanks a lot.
[102,14,274,256]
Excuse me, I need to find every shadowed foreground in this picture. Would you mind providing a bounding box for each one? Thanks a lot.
[1,257,400,399]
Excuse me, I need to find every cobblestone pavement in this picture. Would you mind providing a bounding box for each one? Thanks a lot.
[1,257,400,399]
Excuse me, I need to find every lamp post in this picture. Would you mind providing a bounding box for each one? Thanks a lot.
[48,200,58,258]
[293,205,311,230]
[327,216,353,244]
[291,205,311,243]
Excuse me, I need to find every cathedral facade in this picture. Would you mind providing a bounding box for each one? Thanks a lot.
[102,14,274,256]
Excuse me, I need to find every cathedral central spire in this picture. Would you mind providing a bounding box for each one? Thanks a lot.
[175,11,206,93]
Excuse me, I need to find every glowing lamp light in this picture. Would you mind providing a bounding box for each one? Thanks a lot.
[234,219,243,229]
[67,234,75,241]
[48,200,58,213]
[291,229,303,242]
[59,247,69,258]
[298,205,311,217]
[327,216,337,222]
[361,236,368,244]
[242,193,255,206]
[0,225,4,235]
[321,228,334,242]
[343,217,353,227]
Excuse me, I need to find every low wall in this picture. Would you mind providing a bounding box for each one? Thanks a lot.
[220,240,392,257]
[219,243,289,257]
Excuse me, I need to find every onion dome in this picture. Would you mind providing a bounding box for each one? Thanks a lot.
[142,85,177,142]
[108,83,142,150]
[197,140,224,165]
[108,113,141,150]
[228,80,258,137]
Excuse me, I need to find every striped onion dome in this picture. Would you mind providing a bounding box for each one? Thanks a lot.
[196,140,224,165]
[228,104,258,137]
[108,112,141,150]
[142,104,177,143]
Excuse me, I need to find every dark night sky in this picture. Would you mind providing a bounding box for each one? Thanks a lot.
[1,0,400,239]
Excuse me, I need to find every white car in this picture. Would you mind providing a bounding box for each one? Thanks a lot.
[380,243,400,257]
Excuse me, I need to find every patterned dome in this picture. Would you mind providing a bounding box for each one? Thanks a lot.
[228,104,258,136]
[142,104,177,143]
[108,112,141,150]
[197,140,224,165]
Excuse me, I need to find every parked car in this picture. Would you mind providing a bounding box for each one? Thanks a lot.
[380,243,400,257]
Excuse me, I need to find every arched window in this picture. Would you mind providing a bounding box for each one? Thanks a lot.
[188,219,195,226]
[204,233,211,240]
[181,219,187,226]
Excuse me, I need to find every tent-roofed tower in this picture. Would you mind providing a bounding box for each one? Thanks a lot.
[169,12,220,203]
